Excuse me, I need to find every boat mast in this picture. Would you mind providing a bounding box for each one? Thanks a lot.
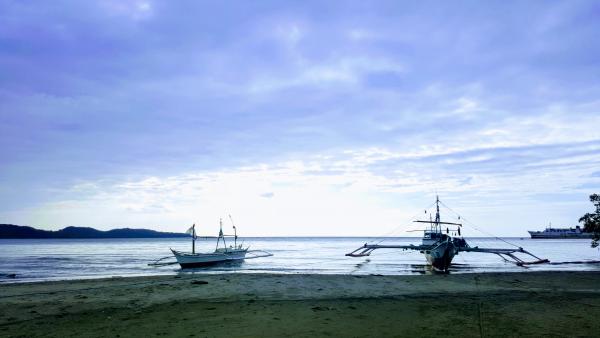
[429,214,433,232]
[216,218,226,250]
[233,226,237,248]
[229,214,237,248]
[192,224,196,254]
[435,195,441,232]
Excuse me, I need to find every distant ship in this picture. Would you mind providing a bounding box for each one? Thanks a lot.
[528,224,593,239]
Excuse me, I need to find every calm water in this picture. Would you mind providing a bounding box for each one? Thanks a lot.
[1,237,599,283]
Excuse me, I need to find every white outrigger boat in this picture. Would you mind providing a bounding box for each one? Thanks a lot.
[346,196,549,271]
[168,217,272,268]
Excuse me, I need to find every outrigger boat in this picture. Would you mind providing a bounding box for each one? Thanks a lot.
[346,196,549,271]
[168,217,272,268]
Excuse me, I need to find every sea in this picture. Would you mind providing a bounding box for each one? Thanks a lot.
[1,237,599,283]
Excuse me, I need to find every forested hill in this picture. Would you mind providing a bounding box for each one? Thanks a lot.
[0,224,189,239]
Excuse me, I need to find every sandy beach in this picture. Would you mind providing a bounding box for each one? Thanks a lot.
[1,271,599,337]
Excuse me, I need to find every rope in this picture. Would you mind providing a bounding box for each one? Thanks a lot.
[438,200,520,249]
[244,250,274,259]
[370,201,438,245]
[148,256,177,266]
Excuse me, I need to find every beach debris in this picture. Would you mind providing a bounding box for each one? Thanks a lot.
[311,306,335,311]
[191,280,209,285]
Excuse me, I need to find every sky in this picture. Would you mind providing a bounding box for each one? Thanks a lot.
[1,0,599,236]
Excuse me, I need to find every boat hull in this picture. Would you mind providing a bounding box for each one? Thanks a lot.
[424,241,457,271]
[171,249,247,268]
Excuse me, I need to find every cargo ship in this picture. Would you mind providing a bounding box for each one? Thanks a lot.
[528,225,593,239]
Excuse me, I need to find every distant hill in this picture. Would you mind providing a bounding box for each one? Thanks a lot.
[0,224,190,239]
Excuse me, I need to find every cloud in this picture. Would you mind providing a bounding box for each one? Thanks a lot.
[0,1,599,235]
[99,0,153,21]
[7,136,599,236]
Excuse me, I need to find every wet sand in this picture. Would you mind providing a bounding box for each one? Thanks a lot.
[1,271,599,337]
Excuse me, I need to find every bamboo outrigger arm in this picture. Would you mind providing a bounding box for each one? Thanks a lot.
[345,243,431,257]
[345,243,550,266]
[458,246,550,265]
[346,196,550,268]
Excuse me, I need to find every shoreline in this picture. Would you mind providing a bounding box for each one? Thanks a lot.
[3,261,600,286]
[2,271,600,337]
[0,267,597,285]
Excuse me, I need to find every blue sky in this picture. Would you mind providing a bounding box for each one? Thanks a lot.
[1,1,599,236]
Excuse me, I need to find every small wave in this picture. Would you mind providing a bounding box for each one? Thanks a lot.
[548,260,600,265]
[35,256,74,262]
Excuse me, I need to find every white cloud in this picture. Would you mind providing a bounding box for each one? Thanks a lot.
[347,28,378,41]
[17,162,409,236]
[247,56,404,94]
[452,97,479,116]
[14,132,599,237]
[100,0,153,20]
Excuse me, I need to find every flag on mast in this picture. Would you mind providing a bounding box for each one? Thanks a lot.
[186,224,197,239]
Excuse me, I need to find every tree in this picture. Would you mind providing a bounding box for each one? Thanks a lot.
[579,193,600,248]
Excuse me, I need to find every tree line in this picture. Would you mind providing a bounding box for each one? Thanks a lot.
[580,193,600,248]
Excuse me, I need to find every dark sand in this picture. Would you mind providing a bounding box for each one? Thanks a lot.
[1,272,600,337]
